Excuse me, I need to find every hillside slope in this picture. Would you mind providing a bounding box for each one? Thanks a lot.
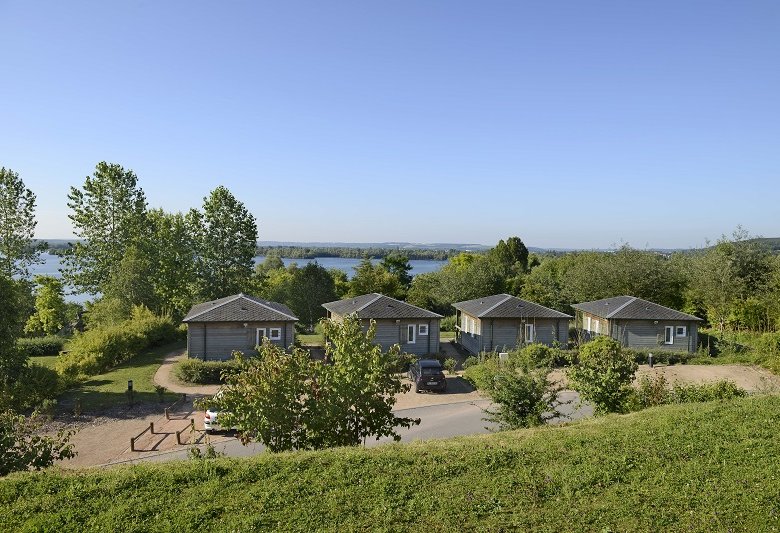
[2,396,779,531]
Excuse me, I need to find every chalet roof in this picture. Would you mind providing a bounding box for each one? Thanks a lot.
[571,296,702,321]
[322,293,443,320]
[182,293,298,323]
[452,294,572,319]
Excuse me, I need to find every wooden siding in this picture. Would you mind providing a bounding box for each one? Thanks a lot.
[187,321,295,361]
[578,311,698,353]
[329,312,440,355]
[457,313,570,355]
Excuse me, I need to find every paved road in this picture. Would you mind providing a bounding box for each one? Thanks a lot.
[119,393,592,465]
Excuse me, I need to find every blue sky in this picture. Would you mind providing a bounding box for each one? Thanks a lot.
[1,1,778,248]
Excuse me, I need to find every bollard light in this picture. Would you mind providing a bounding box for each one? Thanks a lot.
[128,380,133,391]
[648,353,654,368]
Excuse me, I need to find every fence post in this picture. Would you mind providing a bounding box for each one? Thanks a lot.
[150,422,155,434]
[130,437,135,452]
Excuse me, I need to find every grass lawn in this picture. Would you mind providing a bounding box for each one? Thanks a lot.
[3,395,780,530]
[440,330,456,340]
[60,340,186,413]
[29,355,59,370]
[298,333,324,346]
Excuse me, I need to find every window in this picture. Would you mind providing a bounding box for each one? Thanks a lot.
[676,326,687,337]
[664,326,674,345]
[407,324,416,344]
[525,323,535,343]
[461,315,468,331]
[419,324,429,336]
[269,328,282,340]
[470,318,476,337]
[255,328,267,346]
[593,319,600,334]
[585,316,592,332]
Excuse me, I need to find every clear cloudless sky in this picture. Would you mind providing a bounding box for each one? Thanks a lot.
[1,1,778,249]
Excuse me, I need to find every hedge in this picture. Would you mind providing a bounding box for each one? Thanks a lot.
[173,359,240,385]
[16,336,67,357]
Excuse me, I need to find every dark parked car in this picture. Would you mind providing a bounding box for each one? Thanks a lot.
[408,359,447,393]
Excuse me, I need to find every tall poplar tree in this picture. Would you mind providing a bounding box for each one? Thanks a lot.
[0,167,44,279]
[63,162,147,295]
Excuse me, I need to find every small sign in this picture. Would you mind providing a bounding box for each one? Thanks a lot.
[498,352,509,365]
[127,380,134,391]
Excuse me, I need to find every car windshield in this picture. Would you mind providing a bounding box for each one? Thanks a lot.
[421,367,440,376]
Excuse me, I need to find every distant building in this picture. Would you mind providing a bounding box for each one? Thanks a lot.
[452,294,572,354]
[322,293,442,356]
[183,293,298,360]
[572,296,702,353]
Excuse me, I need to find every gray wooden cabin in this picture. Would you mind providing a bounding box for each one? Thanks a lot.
[571,296,702,353]
[453,294,572,355]
[323,293,442,356]
[183,293,298,360]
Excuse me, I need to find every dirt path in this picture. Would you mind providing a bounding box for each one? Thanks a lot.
[635,364,780,391]
[153,350,220,396]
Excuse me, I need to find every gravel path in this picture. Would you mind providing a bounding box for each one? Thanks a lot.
[153,350,220,396]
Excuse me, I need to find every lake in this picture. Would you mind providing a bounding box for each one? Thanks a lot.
[30,253,447,304]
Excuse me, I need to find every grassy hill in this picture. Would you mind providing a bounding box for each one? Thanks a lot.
[2,395,780,531]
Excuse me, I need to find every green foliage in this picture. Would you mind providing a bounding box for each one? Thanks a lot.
[24,275,68,336]
[462,356,479,369]
[190,186,258,300]
[258,262,336,330]
[443,357,457,374]
[388,352,417,374]
[635,374,747,409]
[623,348,693,366]
[755,331,780,357]
[16,336,66,357]
[0,277,27,385]
[567,336,638,415]
[208,317,420,452]
[3,364,62,411]
[0,167,44,279]
[440,314,456,332]
[0,410,75,476]
[173,358,240,385]
[4,396,780,529]
[348,258,405,299]
[56,306,179,377]
[513,343,557,371]
[380,252,413,287]
[483,369,562,430]
[462,356,502,391]
[63,162,148,295]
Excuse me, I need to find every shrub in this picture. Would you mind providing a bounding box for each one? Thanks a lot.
[56,306,180,378]
[443,358,457,374]
[16,336,67,357]
[755,332,780,357]
[670,380,747,403]
[463,358,502,391]
[440,315,456,332]
[389,352,417,374]
[173,359,241,385]
[462,356,479,370]
[567,336,638,415]
[513,343,556,371]
[483,369,561,429]
[625,349,693,366]
[635,374,671,408]
[1,364,62,411]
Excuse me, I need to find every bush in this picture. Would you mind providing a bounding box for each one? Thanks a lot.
[1,364,63,411]
[635,374,671,408]
[670,380,747,403]
[440,315,456,332]
[567,336,638,415]
[56,306,180,378]
[389,352,417,374]
[17,336,67,357]
[443,358,457,374]
[513,343,556,371]
[462,356,479,370]
[174,358,241,385]
[625,349,693,366]
[463,358,502,391]
[755,332,780,357]
[483,369,560,429]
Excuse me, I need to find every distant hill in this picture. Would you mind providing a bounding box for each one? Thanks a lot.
[258,241,493,252]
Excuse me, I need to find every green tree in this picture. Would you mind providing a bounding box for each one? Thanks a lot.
[490,236,530,274]
[567,336,638,415]
[380,252,413,287]
[190,186,258,300]
[24,275,67,336]
[0,277,27,384]
[0,411,76,476]
[286,262,337,330]
[317,316,419,447]
[0,167,44,279]
[63,162,147,295]
[348,258,404,299]
[483,369,562,430]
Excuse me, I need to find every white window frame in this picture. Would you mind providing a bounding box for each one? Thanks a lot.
[407,324,416,344]
[255,328,267,345]
[585,316,592,332]
[593,319,600,334]
[461,315,468,332]
[664,326,674,345]
[269,327,282,341]
[418,324,429,336]
[676,326,687,337]
[525,323,535,343]
[470,318,476,337]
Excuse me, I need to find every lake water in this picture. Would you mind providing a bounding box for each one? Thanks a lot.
[30,253,447,304]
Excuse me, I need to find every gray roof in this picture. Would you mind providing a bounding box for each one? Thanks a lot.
[571,296,703,321]
[452,294,572,319]
[322,293,443,320]
[182,293,298,323]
